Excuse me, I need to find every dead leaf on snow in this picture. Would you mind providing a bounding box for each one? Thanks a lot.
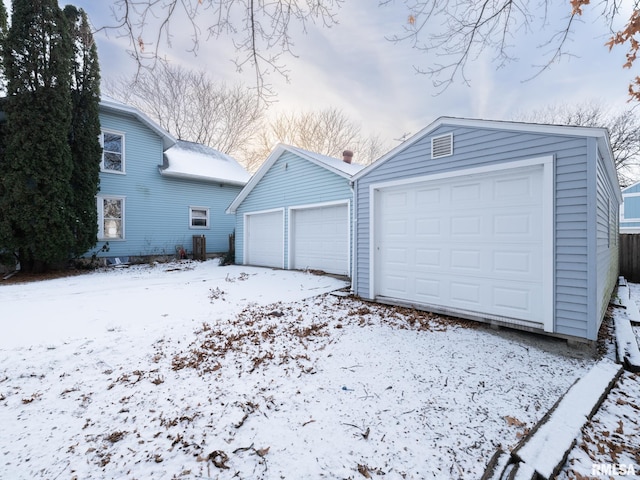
[207,450,229,470]
[504,415,526,428]
[358,464,372,478]
[256,446,270,457]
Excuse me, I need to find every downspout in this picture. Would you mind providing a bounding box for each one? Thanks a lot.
[350,179,356,294]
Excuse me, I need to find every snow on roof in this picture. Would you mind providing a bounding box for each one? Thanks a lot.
[160,140,250,186]
[284,145,366,177]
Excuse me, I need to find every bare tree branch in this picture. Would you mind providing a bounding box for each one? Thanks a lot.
[99,0,343,103]
[244,107,388,171]
[382,0,632,94]
[104,62,265,163]
[514,100,640,185]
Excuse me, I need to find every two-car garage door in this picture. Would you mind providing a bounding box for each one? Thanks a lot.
[244,203,349,275]
[374,164,548,326]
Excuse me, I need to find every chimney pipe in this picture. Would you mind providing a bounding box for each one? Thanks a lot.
[342,150,353,164]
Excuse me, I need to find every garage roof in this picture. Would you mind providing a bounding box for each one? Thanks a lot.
[226,144,364,214]
[354,117,618,199]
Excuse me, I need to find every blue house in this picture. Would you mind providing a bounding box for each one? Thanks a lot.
[93,97,249,261]
[352,117,621,342]
[226,145,364,276]
[620,181,640,233]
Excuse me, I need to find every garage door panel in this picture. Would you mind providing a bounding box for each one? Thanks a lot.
[494,286,534,314]
[494,175,535,199]
[291,204,349,276]
[451,182,482,202]
[381,275,408,296]
[451,281,481,305]
[416,218,441,236]
[416,249,440,267]
[416,188,441,205]
[451,216,482,235]
[493,250,535,275]
[375,164,544,324]
[246,211,284,268]
[451,249,481,271]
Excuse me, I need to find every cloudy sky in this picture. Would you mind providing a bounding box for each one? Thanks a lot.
[31,1,639,147]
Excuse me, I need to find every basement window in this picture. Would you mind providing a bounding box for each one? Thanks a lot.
[431,133,453,159]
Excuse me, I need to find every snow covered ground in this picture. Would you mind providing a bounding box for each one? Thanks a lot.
[0,260,634,479]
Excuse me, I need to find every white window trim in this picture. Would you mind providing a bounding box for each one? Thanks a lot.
[100,129,126,174]
[97,195,126,241]
[189,206,210,229]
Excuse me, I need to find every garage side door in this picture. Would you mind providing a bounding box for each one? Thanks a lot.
[375,165,545,324]
[245,211,284,268]
[291,204,349,275]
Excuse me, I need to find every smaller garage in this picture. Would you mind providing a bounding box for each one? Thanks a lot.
[227,144,363,276]
[353,117,621,342]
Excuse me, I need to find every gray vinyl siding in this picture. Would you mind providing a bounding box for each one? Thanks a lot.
[554,141,590,339]
[92,109,241,258]
[234,151,354,268]
[594,148,620,337]
[354,124,614,340]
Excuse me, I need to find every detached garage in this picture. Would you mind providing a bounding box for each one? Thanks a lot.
[353,117,621,342]
[227,144,363,276]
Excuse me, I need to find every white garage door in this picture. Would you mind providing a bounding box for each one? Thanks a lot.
[291,204,349,275]
[245,210,284,268]
[374,165,545,324]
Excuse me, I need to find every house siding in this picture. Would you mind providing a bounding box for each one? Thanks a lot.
[355,123,612,340]
[234,151,354,268]
[92,109,241,259]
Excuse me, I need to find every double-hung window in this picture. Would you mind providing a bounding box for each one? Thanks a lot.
[100,131,125,173]
[190,207,210,229]
[98,196,125,240]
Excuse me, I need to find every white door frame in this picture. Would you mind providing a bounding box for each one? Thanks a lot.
[288,199,351,276]
[243,208,285,268]
[368,156,554,332]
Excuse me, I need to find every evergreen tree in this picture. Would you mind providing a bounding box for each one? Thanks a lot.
[65,5,101,258]
[0,0,74,272]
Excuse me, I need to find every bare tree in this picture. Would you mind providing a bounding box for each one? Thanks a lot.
[99,1,639,100]
[514,101,640,186]
[385,0,638,97]
[244,107,388,171]
[102,0,343,101]
[104,63,265,161]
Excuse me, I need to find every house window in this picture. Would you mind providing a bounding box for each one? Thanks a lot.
[98,196,125,240]
[101,131,125,173]
[190,207,210,229]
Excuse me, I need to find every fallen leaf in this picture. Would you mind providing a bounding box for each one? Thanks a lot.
[256,446,270,457]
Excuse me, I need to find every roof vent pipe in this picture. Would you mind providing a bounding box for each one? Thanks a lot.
[343,150,353,164]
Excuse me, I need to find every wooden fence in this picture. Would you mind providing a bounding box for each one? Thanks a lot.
[620,234,640,282]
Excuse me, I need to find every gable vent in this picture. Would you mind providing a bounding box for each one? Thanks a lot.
[431,133,453,159]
